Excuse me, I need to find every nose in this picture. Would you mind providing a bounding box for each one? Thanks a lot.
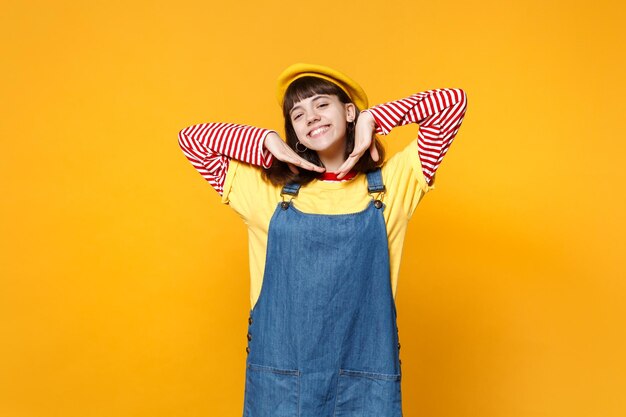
[306,111,320,125]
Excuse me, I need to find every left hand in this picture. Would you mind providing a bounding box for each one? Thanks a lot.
[336,111,380,179]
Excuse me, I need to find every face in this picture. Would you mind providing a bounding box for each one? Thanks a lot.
[288,94,356,155]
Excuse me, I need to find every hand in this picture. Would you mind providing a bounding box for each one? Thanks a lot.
[335,111,380,179]
[263,132,326,175]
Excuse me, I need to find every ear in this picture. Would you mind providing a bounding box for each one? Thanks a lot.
[345,103,356,122]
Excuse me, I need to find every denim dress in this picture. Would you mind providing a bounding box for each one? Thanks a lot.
[243,168,403,417]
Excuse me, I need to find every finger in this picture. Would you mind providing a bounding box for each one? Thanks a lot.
[336,156,358,179]
[279,146,326,172]
[337,167,353,179]
[307,163,327,173]
[296,158,325,172]
[294,155,326,172]
[349,145,367,158]
[286,155,325,173]
[335,155,355,174]
[276,148,322,172]
[287,163,299,174]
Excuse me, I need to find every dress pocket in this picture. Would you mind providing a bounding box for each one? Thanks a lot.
[243,363,300,417]
[334,368,402,417]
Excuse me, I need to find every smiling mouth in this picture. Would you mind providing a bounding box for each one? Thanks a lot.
[308,125,330,138]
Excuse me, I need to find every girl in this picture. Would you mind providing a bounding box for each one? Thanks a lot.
[178,63,467,417]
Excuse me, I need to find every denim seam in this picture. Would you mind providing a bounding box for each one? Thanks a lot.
[247,362,300,376]
[338,368,401,381]
[286,199,383,218]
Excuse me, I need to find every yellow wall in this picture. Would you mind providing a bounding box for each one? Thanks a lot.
[1,0,624,416]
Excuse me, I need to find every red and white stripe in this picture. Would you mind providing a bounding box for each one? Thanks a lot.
[364,88,468,185]
[178,123,275,195]
[178,88,467,195]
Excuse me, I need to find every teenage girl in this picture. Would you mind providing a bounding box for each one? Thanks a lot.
[178,63,467,417]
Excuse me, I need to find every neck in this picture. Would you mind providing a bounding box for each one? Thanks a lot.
[317,140,347,172]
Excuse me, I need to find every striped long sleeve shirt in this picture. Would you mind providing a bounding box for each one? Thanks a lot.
[362,88,467,185]
[178,88,467,195]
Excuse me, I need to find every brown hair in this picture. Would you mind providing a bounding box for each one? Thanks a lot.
[261,76,385,186]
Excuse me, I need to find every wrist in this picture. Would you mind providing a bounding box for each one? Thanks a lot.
[263,131,280,148]
[359,110,376,128]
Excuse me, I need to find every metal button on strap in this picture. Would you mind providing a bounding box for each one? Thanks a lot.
[374,199,383,209]
[281,201,290,210]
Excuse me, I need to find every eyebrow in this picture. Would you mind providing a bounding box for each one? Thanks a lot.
[290,95,330,114]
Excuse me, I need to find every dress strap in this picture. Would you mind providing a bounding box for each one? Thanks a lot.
[281,182,302,197]
[366,168,386,193]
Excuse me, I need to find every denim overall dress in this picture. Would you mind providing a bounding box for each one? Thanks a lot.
[243,168,403,417]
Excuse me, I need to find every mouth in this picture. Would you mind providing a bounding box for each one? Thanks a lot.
[307,125,331,138]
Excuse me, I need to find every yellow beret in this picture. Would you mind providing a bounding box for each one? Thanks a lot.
[276,63,369,111]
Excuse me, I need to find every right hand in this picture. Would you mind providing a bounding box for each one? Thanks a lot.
[263,132,326,175]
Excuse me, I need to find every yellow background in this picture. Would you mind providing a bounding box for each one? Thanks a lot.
[1,0,624,416]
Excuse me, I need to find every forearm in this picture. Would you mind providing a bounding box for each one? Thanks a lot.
[179,122,275,167]
[178,122,276,194]
[364,88,468,184]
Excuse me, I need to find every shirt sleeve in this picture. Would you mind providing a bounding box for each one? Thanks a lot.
[382,138,434,220]
[363,88,468,187]
[178,122,276,195]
